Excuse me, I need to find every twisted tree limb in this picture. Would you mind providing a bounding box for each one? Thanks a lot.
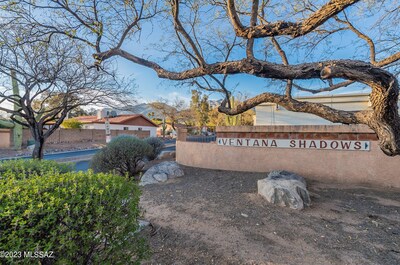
[227,0,360,38]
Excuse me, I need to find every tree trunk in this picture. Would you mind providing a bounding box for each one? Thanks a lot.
[32,137,45,159]
[366,82,400,156]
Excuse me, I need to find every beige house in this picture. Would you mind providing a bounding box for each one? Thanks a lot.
[254,93,387,126]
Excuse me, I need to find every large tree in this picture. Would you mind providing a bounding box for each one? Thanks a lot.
[3,0,400,155]
[0,30,134,159]
[190,90,210,127]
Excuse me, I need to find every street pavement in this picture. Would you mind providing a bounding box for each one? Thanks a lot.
[1,139,176,171]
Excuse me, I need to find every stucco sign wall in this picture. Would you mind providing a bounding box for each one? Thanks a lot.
[217,138,370,151]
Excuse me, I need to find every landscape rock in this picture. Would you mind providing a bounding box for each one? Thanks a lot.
[153,173,168,182]
[157,151,176,160]
[140,161,184,186]
[138,219,150,229]
[257,170,311,210]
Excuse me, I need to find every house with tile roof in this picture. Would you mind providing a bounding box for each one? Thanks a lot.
[75,113,158,137]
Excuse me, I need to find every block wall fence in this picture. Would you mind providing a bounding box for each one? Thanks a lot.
[0,129,11,148]
[176,125,400,188]
[23,129,150,145]
[0,128,150,148]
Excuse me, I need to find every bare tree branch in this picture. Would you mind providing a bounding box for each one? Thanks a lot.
[3,0,400,156]
[271,37,292,97]
[0,31,135,158]
[170,0,206,66]
[246,0,259,58]
[227,0,360,38]
[335,13,376,64]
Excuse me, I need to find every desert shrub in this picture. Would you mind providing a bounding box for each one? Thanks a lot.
[90,135,152,179]
[0,159,73,180]
[144,137,165,160]
[61,118,83,129]
[0,170,149,264]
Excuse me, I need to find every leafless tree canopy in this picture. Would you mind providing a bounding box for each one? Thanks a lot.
[0,27,135,158]
[2,0,400,155]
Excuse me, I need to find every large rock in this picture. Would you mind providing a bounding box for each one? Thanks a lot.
[257,170,311,210]
[140,161,184,186]
[157,151,176,160]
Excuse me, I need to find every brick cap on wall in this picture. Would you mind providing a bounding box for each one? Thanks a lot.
[216,125,374,134]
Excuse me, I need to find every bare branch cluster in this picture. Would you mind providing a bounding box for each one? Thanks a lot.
[2,0,400,155]
[0,25,135,158]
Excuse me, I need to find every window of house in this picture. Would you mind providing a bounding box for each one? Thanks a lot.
[123,127,129,130]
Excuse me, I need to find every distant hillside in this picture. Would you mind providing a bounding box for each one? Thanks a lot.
[122,99,223,119]
[120,103,165,119]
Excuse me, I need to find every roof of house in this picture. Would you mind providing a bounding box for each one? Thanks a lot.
[75,114,158,127]
[74,116,98,124]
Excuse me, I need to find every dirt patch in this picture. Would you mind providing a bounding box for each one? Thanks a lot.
[140,165,400,265]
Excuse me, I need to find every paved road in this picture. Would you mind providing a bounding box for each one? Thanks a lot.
[75,160,91,171]
[0,148,100,161]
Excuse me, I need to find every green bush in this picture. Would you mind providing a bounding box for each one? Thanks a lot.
[0,170,149,264]
[90,135,152,179]
[0,159,73,180]
[144,137,165,160]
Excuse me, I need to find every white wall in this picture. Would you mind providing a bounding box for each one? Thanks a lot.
[255,94,373,126]
[83,123,157,137]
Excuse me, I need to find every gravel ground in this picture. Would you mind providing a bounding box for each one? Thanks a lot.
[139,165,400,265]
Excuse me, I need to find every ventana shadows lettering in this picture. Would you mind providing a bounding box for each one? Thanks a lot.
[217,138,369,151]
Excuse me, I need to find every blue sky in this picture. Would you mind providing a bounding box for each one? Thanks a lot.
[115,43,370,106]
[115,58,193,103]
[112,3,376,105]
[116,32,370,105]
[1,0,392,110]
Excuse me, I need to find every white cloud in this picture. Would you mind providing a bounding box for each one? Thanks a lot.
[166,92,190,105]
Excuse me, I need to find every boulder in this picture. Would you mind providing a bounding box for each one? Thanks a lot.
[153,173,168,182]
[257,170,311,210]
[157,151,176,160]
[140,161,184,186]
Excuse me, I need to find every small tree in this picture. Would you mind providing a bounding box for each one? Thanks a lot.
[0,30,134,159]
[190,90,210,127]
[61,118,83,129]
[161,118,168,139]
[90,136,152,179]
[150,97,186,131]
